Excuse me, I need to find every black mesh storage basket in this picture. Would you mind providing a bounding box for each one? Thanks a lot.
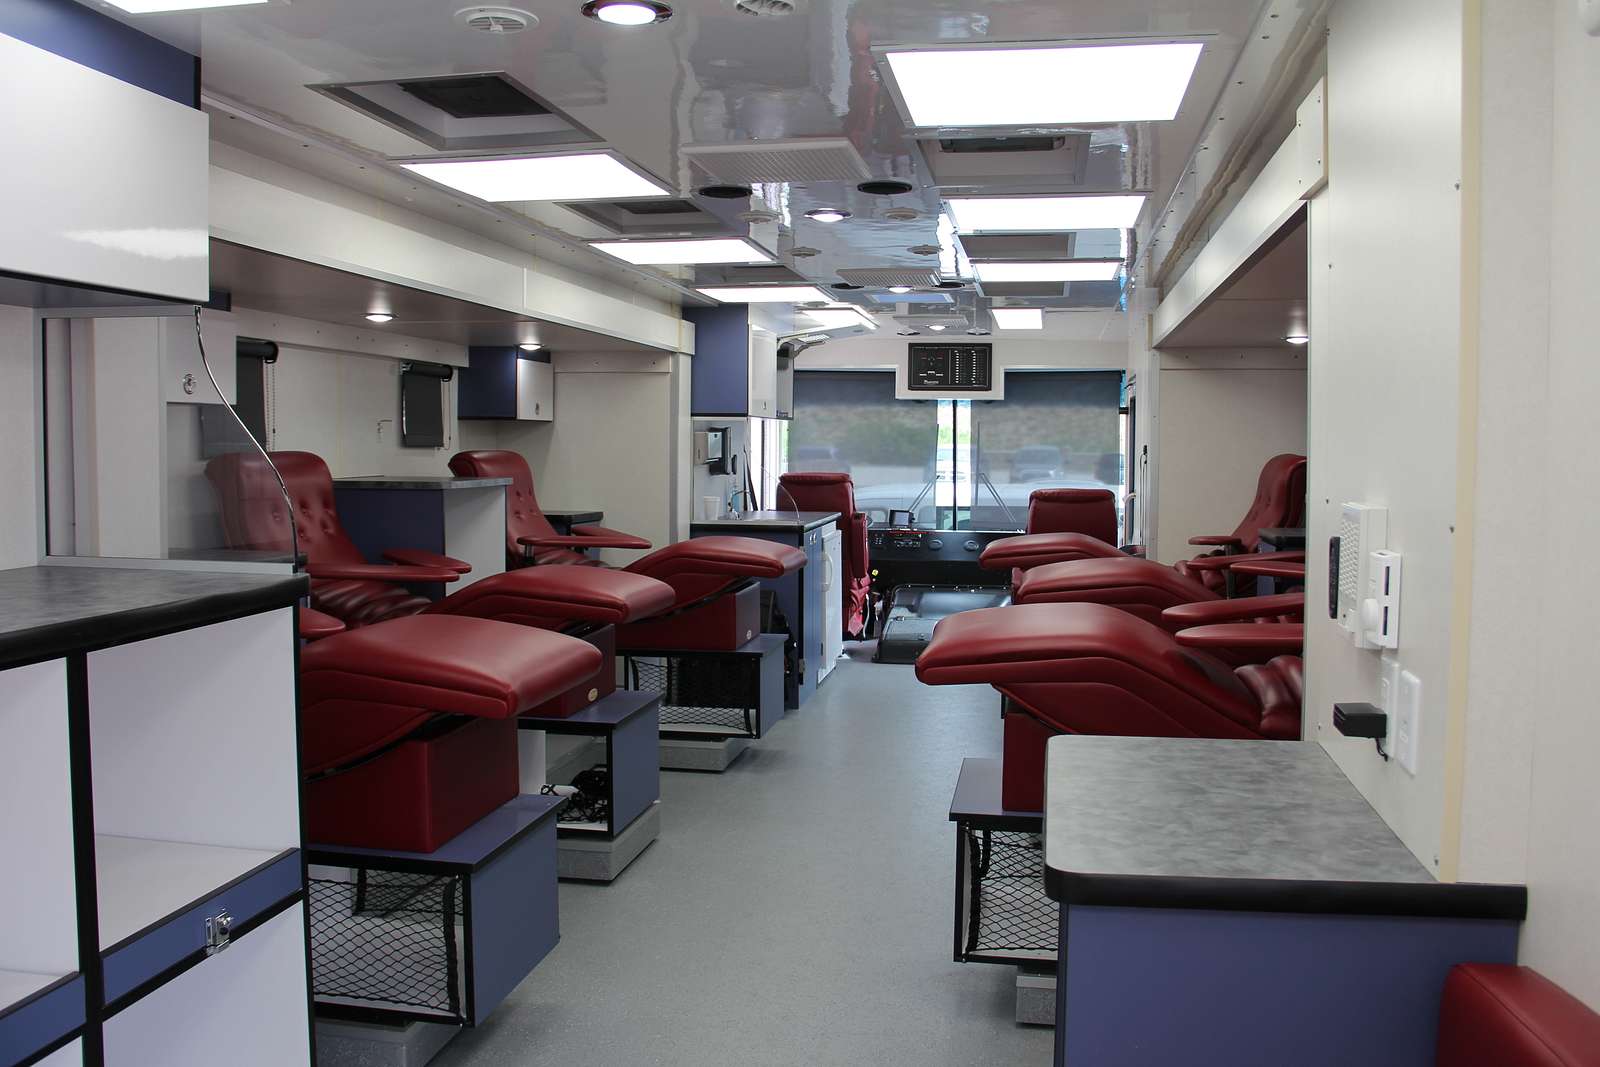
[309,869,466,1021]
[625,654,758,735]
[962,828,1056,957]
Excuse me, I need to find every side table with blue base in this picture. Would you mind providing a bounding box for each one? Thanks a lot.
[1043,737,1526,1067]
[948,758,1056,1026]
[621,634,787,773]
[306,794,563,1066]
[520,690,663,883]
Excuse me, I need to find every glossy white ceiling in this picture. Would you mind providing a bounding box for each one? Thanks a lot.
[96,0,1276,339]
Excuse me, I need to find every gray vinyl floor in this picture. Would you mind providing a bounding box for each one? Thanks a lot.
[438,643,1054,1067]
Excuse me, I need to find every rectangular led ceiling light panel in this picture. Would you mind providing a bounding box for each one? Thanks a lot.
[799,307,878,331]
[694,286,832,304]
[401,152,669,202]
[991,307,1044,330]
[884,41,1204,128]
[949,195,1147,233]
[590,238,774,266]
[973,260,1123,283]
[106,0,267,10]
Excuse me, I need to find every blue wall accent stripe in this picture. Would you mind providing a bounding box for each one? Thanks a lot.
[0,0,199,107]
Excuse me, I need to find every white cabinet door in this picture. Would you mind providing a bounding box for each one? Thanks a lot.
[516,359,553,421]
[747,328,778,418]
[160,310,237,405]
[819,530,844,682]
[0,35,209,303]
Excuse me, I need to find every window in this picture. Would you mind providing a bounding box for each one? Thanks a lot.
[787,368,1124,530]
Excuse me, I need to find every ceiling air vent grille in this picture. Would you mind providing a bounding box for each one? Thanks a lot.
[733,0,797,14]
[455,7,536,34]
[836,267,941,289]
[685,137,873,185]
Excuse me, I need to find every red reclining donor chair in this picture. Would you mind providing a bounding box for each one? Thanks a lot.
[777,471,871,638]
[449,449,651,567]
[207,451,675,714]
[446,450,808,652]
[980,453,1307,593]
[915,603,1302,810]
[301,615,601,851]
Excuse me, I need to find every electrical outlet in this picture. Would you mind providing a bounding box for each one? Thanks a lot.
[1394,669,1421,775]
[1379,656,1399,753]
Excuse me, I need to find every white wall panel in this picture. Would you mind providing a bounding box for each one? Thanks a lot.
[1304,0,1468,877]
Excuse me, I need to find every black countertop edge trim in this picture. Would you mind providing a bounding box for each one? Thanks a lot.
[1046,871,1528,920]
[0,574,308,671]
[305,797,562,875]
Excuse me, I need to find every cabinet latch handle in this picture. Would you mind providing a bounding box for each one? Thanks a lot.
[205,910,233,956]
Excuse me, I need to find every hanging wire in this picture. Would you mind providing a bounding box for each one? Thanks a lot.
[192,305,301,566]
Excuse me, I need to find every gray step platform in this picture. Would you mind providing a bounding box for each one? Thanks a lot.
[316,1018,457,1067]
[559,802,661,882]
[660,735,750,772]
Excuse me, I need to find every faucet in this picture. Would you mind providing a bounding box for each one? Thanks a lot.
[726,488,755,516]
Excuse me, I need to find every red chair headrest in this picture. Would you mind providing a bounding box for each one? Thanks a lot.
[1026,487,1119,543]
[450,449,558,560]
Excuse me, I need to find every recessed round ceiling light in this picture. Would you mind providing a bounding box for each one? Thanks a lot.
[887,285,914,294]
[830,282,864,291]
[738,208,781,223]
[581,0,672,26]
[933,280,965,290]
[805,208,851,223]
[788,246,821,258]
[896,329,920,336]
[518,342,543,352]
[697,183,754,199]
[857,179,915,196]
[882,207,920,221]
[966,327,990,336]
[365,312,394,323]
[1284,333,1310,345]
[928,323,948,331]
[907,244,941,256]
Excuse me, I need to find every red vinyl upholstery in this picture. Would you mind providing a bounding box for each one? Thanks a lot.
[209,450,679,714]
[1015,556,1221,625]
[616,536,806,651]
[449,449,650,566]
[979,455,1306,594]
[778,472,871,638]
[1437,964,1600,1067]
[300,615,601,850]
[915,603,1301,809]
[1026,488,1119,542]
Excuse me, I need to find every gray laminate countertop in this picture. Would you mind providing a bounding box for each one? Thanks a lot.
[1043,736,1524,918]
[333,475,511,490]
[0,564,307,668]
[690,510,840,533]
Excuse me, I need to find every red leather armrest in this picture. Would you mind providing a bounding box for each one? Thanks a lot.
[1174,623,1303,655]
[1229,559,1306,580]
[1189,534,1244,547]
[306,562,461,583]
[1161,593,1306,629]
[382,548,471,573]
[571,524,652,550]
[299,607,346,641]
[519,528,651,551]
[1184,549,1306,573]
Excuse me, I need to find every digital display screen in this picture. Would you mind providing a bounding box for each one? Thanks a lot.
[907,343,993,392]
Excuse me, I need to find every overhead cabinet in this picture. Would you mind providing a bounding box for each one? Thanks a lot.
[685,305,784,419]
[0,34,209,307]
[459,348,554,422]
